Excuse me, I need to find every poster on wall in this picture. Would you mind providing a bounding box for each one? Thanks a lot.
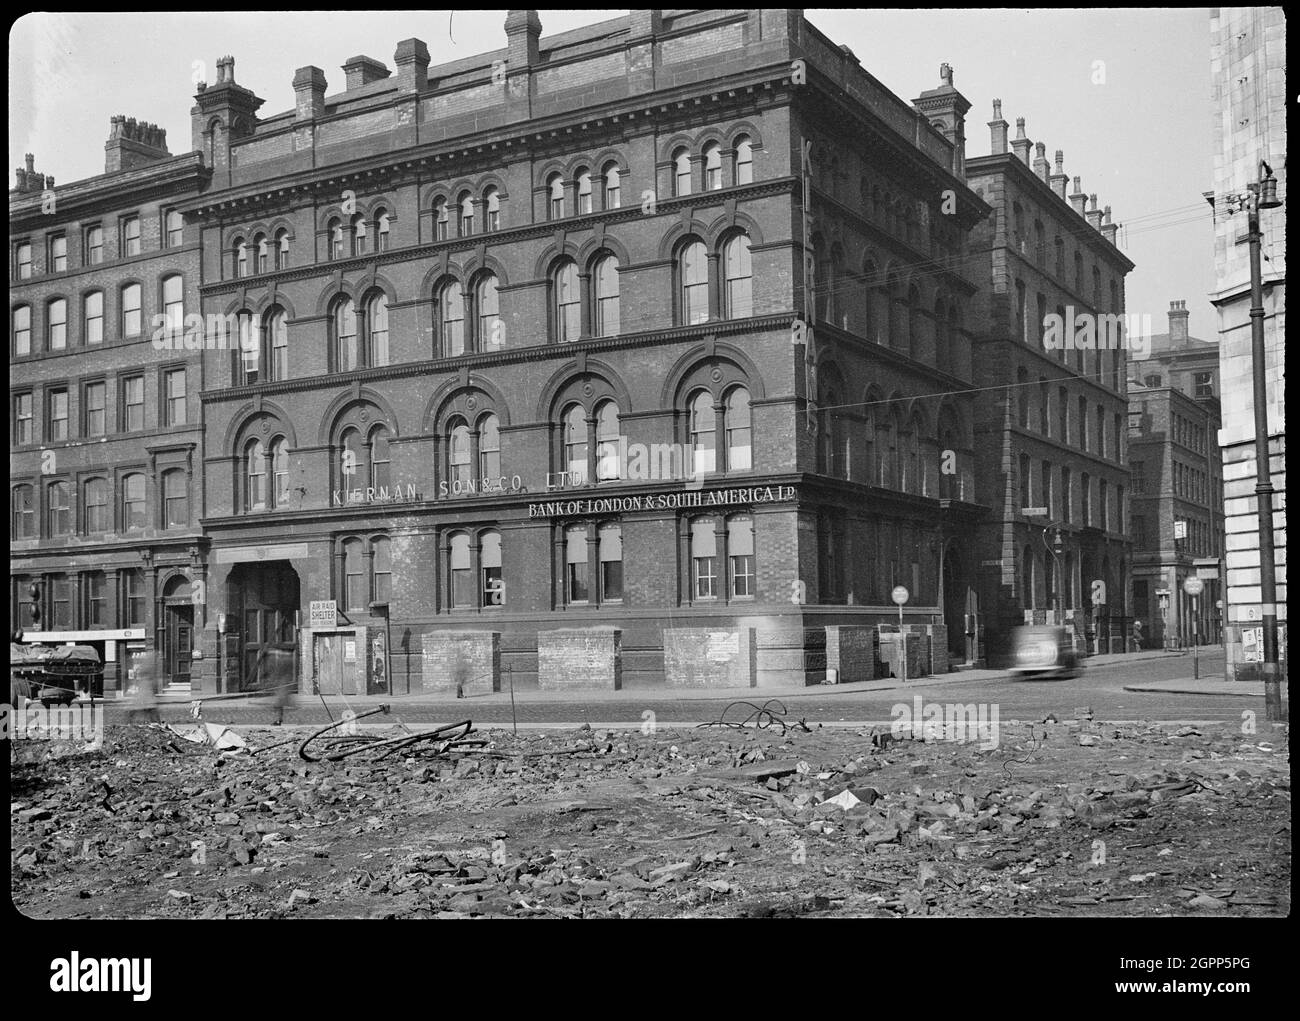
[370,629,389,694]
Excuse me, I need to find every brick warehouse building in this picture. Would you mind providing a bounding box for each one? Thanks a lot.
[174,8,996,696]
[966,106,1135,660]
[9,125,208,695]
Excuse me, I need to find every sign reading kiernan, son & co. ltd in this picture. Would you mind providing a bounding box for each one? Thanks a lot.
[527,485,797,518]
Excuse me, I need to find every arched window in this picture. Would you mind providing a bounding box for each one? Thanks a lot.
[46,298,67,350]
[691,518,717,599]
[364,291,389,367]
[679,239,709,325]
[84,291,104,345]
[603,162,620,209]
[270,437,290,507]
[728,514,755,597]
[438,279,465,357]
[481,530,503,606]
[11,484,35,538]
[475,273,500,349]
[704,141,722,190]
[907,285,921,358]
[328,219,344,261]
[478,413,501,479]
[725,386,752,470]
[245,440,267,511]
[458,192,474,237]
[448,420,471,488]
[722,234,753,319]
[47,481,72,536]
[162,275,183,335]
[343,537,366,610]
[1022,545,1036,609]
[553,259,580,343]
[734,135,753,185]
[235,237,248,277]
[13,305,31,355]
[340,427,364,494]
[483,187,499,231]
[276,229,290,269]
[448,532,473,609]
[163,469,188,528]
[121,283,141,337]
[332,297,358,372]
[1017,367,1030,427]
[593,254,619,337]
[595,400,621,481]
[563,404,588,483]
[351,214,367,256]
[369,425,390,491]
[237,312,259,385]
[598,523,623,602]
[266,307,288,381]
[673,148,692,196]
[548,173,564,220]
[565,524,589,603]
[576,169,592,214]
[376,209,390,251]
[84,478,109,533]
[690,390,716,476]
[123,473,146,530]
[254,234,268,273]
[433,197,449,241]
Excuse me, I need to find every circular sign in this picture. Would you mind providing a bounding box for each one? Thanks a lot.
[891,585,910,606]
[1182,577,1204,597]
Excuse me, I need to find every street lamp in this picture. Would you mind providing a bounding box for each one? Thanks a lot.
[1230,162,1284,720]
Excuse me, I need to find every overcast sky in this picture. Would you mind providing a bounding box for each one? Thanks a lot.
[9,9,1218,340]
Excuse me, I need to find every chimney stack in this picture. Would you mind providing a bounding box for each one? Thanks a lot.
[1069,176,1088,216]
[342,55,390,90]
[293,66,328,118]
[393,38,430,94]
[1050,150,1068,199]
[988,99,1009,155]
[1011,117,1032,166]
[1032,141,1050,183]
[628,9,662,37]
[1167,300,1189,343]
[1086,194,1103,231]
[104,115,171,174]
[1101,205,1119,246]
[912,63,972,178]
[505,9,542,68]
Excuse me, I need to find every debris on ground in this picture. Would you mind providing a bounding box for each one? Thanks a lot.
[10,717,1289,918]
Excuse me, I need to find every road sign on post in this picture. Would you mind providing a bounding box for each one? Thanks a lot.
[1183,577,1204,678]
[891,585,909,683]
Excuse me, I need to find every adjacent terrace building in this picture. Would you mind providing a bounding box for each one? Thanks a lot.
[966,105,1136,660]
[183,8,990,697]
[9,122,208,693]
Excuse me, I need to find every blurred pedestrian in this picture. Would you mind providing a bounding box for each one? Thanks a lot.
[127,651,161,723]
[263,646,296,725]
[451,648,469,699]
[1130,619,1144,653]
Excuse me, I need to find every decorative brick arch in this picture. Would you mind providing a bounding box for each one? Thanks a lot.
[316,388,402,447]
[225,400,298,454]
[661,341,767,409]
[534,358,633,422]
[576,233,631,267]
[423,375,513,432]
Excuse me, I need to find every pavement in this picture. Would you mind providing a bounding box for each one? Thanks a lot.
[140,647,1263,709]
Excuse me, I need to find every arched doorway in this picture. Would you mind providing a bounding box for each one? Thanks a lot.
[942,540,971,662]
[161,575,194,690]
[226,561,300,692]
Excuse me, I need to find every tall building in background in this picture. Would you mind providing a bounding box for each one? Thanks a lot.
[1126,301,1225,650]
[966,105,1135,661]
[9,125,207,696]
[1208,6,1286,681]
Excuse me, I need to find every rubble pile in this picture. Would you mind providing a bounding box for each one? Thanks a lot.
[10,716,1290,918]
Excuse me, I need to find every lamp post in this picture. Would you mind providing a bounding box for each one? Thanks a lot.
[1243,163,1283,720]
